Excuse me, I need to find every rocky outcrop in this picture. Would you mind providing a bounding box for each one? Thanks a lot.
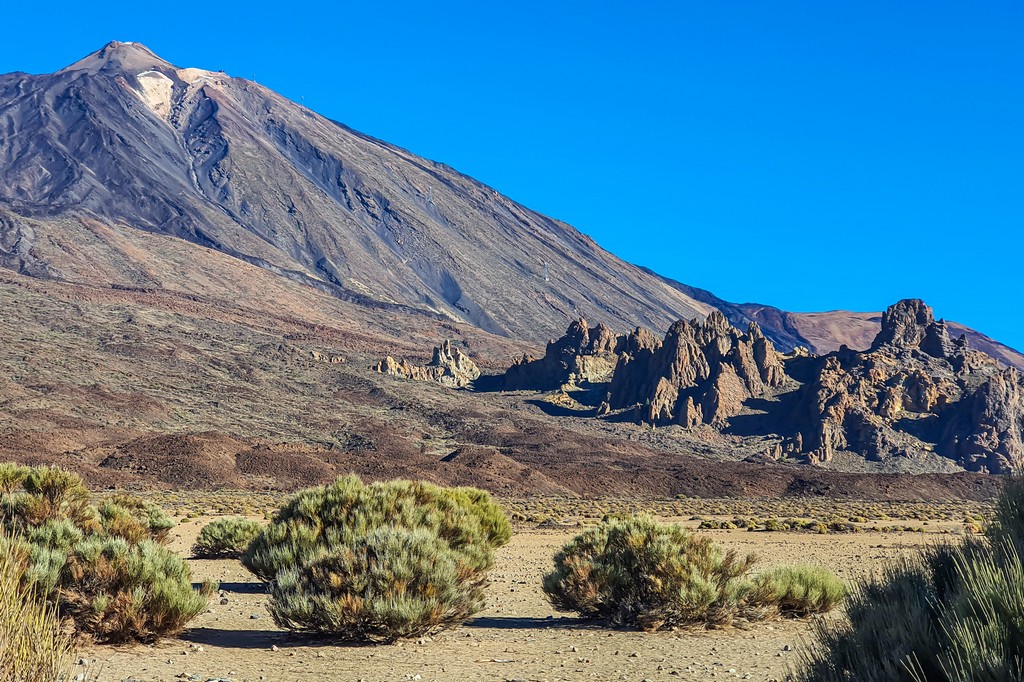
[501,319,624,390]
[374,340,480,388]
[784,299,1021,470]
[869,298,936,351]
[377,299,1023,475]
[607,311,787,426]
[940,367,1024,473]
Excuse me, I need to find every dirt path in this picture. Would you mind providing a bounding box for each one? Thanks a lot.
[80,520,939,682]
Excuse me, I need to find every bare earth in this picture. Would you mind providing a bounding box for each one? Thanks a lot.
[78,516,948,682]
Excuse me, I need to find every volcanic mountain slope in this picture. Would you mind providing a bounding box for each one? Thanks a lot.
[0,41,1019,367]
[462,300,1024,473]
[0,41,716,342]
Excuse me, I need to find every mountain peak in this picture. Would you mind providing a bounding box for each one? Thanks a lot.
[60,41,176,75]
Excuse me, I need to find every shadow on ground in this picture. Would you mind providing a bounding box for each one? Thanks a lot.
[211,581,268,594]
[465,615,596,630]
[181,628,375,650]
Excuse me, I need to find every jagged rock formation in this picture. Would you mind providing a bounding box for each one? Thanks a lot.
[605,311,787,426]
[785,300,1023,471]
[476,299,1024,473]
[665,278,1024,370]
[501,319,624,390]
[374,341,480,388]
[940,368,1024,473]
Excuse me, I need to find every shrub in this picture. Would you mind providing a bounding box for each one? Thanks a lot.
[60,537,213,643]
[543,515,841,630]
[99,495,175,544]
[243,476,510,582]
[0,533,74,682]
[268,527,485,641]
[796,473,1024,681]
[990,473,1024,550]
[247,476,510,641]
[753,566,846,617]
[544,512,847,630]
[0,463,212,643]
[193,517,263,559]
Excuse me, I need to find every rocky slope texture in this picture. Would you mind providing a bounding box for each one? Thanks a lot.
[478,300,1024,473]
[374,340,480,388]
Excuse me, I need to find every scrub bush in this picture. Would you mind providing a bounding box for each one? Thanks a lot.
[0,533,74,682]
[542,515,842,630]
[0,463,212,643]
[753,565,846,617]
[243,476,510,581]
[797,473,1024,681]
[246,475,510,641]
[193,517,263,559]
[268,527,485,640]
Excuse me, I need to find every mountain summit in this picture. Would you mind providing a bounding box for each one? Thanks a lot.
[0,42,714,340]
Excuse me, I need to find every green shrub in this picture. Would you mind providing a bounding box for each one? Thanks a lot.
[990,473,1024,550]
[0,533,74,682]
[99,495,175,544]
[243,475,510,582]
[268,527,485,641]
[193,517,263,559]
[60,537,213,643]
[0,463,211,643]
[2,465,94,530]
[0,463,29,494]
[753,566,846,617]
[543,515,840,630]
[247,476,510,641]
[796,473,1024,681]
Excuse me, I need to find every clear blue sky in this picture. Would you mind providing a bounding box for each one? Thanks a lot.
[3,1,1022,349]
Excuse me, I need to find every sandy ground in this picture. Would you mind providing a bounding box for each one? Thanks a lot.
[78,518,942,682]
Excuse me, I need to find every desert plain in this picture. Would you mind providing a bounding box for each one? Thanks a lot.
[76,496,984,682]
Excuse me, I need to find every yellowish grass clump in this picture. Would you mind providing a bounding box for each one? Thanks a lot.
[0,535,74,682]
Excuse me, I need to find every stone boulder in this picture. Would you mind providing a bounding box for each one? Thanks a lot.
[373,340,480,388]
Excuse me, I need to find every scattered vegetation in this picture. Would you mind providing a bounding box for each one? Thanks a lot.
[0,463,213,642]
[246,475,511,640]
[796,474,1024,681]
[193,517,263,559]
[0,532,74,682]
[698,516,929,534]
[542,514,844,630]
